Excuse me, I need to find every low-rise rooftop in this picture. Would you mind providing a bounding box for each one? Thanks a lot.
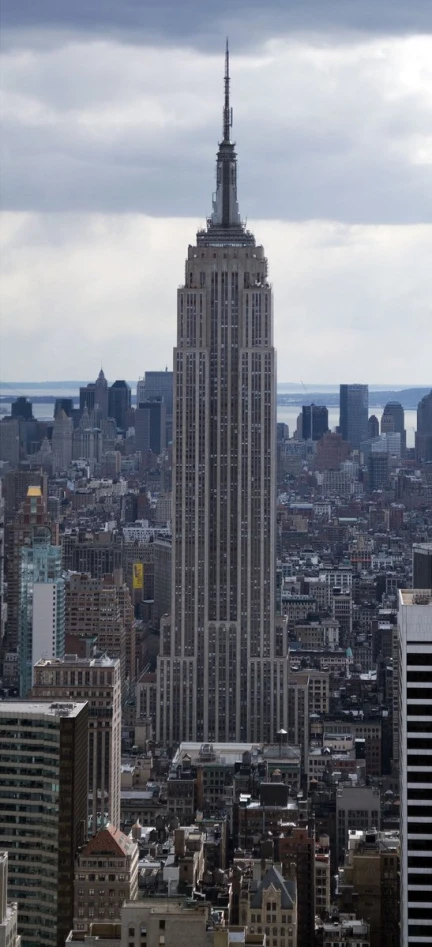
[399,588,432,606]
[0,700,87,718]
[35,653,119,668]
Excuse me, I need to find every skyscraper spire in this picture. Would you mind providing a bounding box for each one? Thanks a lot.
[223,37,232,143]
[200,41,254,244]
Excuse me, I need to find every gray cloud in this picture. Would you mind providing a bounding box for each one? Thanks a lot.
[1,0,431,385]
[1,212,431,384]
[1,36,432,222]
[2,0,432,49]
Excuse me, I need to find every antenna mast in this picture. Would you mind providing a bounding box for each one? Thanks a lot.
[223,38,232,142]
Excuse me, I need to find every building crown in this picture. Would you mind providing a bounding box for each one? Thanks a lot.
[198,41,255,247]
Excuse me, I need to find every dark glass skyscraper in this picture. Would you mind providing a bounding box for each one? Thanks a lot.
[54,397,74,418]
[368,452,388,492]
[339,384,368,449]
[11,397,33,421]
[368,414,379,439]
[0,701,88,947]
[142,370,173,417]
[109,379,131,429]
[135,397,166,455]
[139,370,173,446]
[415,389,432,462]
[302,404,328,441]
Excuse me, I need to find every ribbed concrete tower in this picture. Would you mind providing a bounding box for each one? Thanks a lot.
[156,44,288,745]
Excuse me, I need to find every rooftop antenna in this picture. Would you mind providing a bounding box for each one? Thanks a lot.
[223,37,232,143]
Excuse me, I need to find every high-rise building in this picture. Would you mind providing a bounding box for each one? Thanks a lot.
[153,537,172,628]
[0,485,5,649]
[368,415,379,439]
[415,389,432,462]
[64,572,129,684]
[339,384,368,450]
[51,409,73,473]
[314,432,350,471]
[381,401,406,452]
[140,369,173,445]
[302,404,328,441]
[79,384,96,414]
[0,700,88,947]
[54,397,74,418]
[412,543,432,590]
[368,453,389,493]
[279,825,314,947]
[0,419,20,466]
[287,672,309,772]
[19,527,65,697]
[332,589,353,648]
[61,531,121,577]
[2,469,47,520]
[117,578,135,686]
[156,47,288,744]
[72,422,102,468]
[11,398,33,422]
[398,589,432,946]
[277,422,289,443]
[142,370,173,415]
[416,389,432,432]
[0,851,21,947]
[94,369,109,419]
[4,485,57,657]
[135,397,166,455]
[108,381,131,430]
[135,378,145,407]
[33,654,121,832]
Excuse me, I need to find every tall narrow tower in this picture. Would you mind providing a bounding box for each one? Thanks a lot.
[156,46,288,745]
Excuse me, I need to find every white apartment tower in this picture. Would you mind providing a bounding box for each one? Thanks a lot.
[156,46,288,744]
[398,589,432,946]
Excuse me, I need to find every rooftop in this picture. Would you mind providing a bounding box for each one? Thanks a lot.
[26,485,42,497]
[79,824,137,859]
[250,865,296,910]
[121,899,208,915]
[0,700,87,719]
[173,742,260,767]
[399,589,432,606]
[35,653,119,668]
[321,918,369,934]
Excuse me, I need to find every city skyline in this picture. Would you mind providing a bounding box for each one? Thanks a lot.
[1,5,432,943]
[1,1,431,382]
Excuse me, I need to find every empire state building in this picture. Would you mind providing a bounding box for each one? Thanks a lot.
[156,46,288,744]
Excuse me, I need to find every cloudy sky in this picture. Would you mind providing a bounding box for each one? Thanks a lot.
[1,0,431,384]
